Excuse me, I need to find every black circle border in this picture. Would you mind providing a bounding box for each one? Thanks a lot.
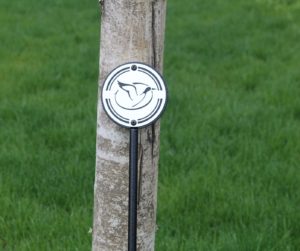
[101,62,168,128]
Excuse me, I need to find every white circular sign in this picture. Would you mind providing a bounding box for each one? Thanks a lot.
[102,62,167,128]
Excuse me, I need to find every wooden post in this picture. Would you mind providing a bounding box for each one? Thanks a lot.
[92,0,167,250]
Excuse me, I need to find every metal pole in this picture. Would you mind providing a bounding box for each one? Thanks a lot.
[128,128,138,251]
[101,62,167,251]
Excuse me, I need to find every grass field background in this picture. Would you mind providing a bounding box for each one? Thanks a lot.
[1,0,300,250]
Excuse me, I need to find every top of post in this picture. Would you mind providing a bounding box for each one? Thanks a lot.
[101,62,168,128]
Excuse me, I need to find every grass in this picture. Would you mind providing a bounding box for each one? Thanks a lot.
[0,0,300,250]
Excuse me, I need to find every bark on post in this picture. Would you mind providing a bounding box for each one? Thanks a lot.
[92,0,167,250]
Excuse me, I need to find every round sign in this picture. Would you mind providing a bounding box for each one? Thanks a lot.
[101,62,167,128]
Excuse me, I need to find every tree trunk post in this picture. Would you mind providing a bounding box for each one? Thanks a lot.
[92,0,167,250]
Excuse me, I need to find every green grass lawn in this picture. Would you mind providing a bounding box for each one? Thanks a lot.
[1,0,300,250]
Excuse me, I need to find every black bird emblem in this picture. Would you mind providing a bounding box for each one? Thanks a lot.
[115,81,155,110]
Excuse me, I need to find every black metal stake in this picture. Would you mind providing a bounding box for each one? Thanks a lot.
[101,62,167,251]
[128,127,138,251]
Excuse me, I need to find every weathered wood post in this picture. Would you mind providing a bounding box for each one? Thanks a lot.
[92,0,167,250]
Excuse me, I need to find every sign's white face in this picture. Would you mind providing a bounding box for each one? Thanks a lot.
[102,63,167,128]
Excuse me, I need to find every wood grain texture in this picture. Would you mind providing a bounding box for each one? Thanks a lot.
[92,0,166,250]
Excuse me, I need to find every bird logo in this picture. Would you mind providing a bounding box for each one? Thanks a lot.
[114,81,155,110]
